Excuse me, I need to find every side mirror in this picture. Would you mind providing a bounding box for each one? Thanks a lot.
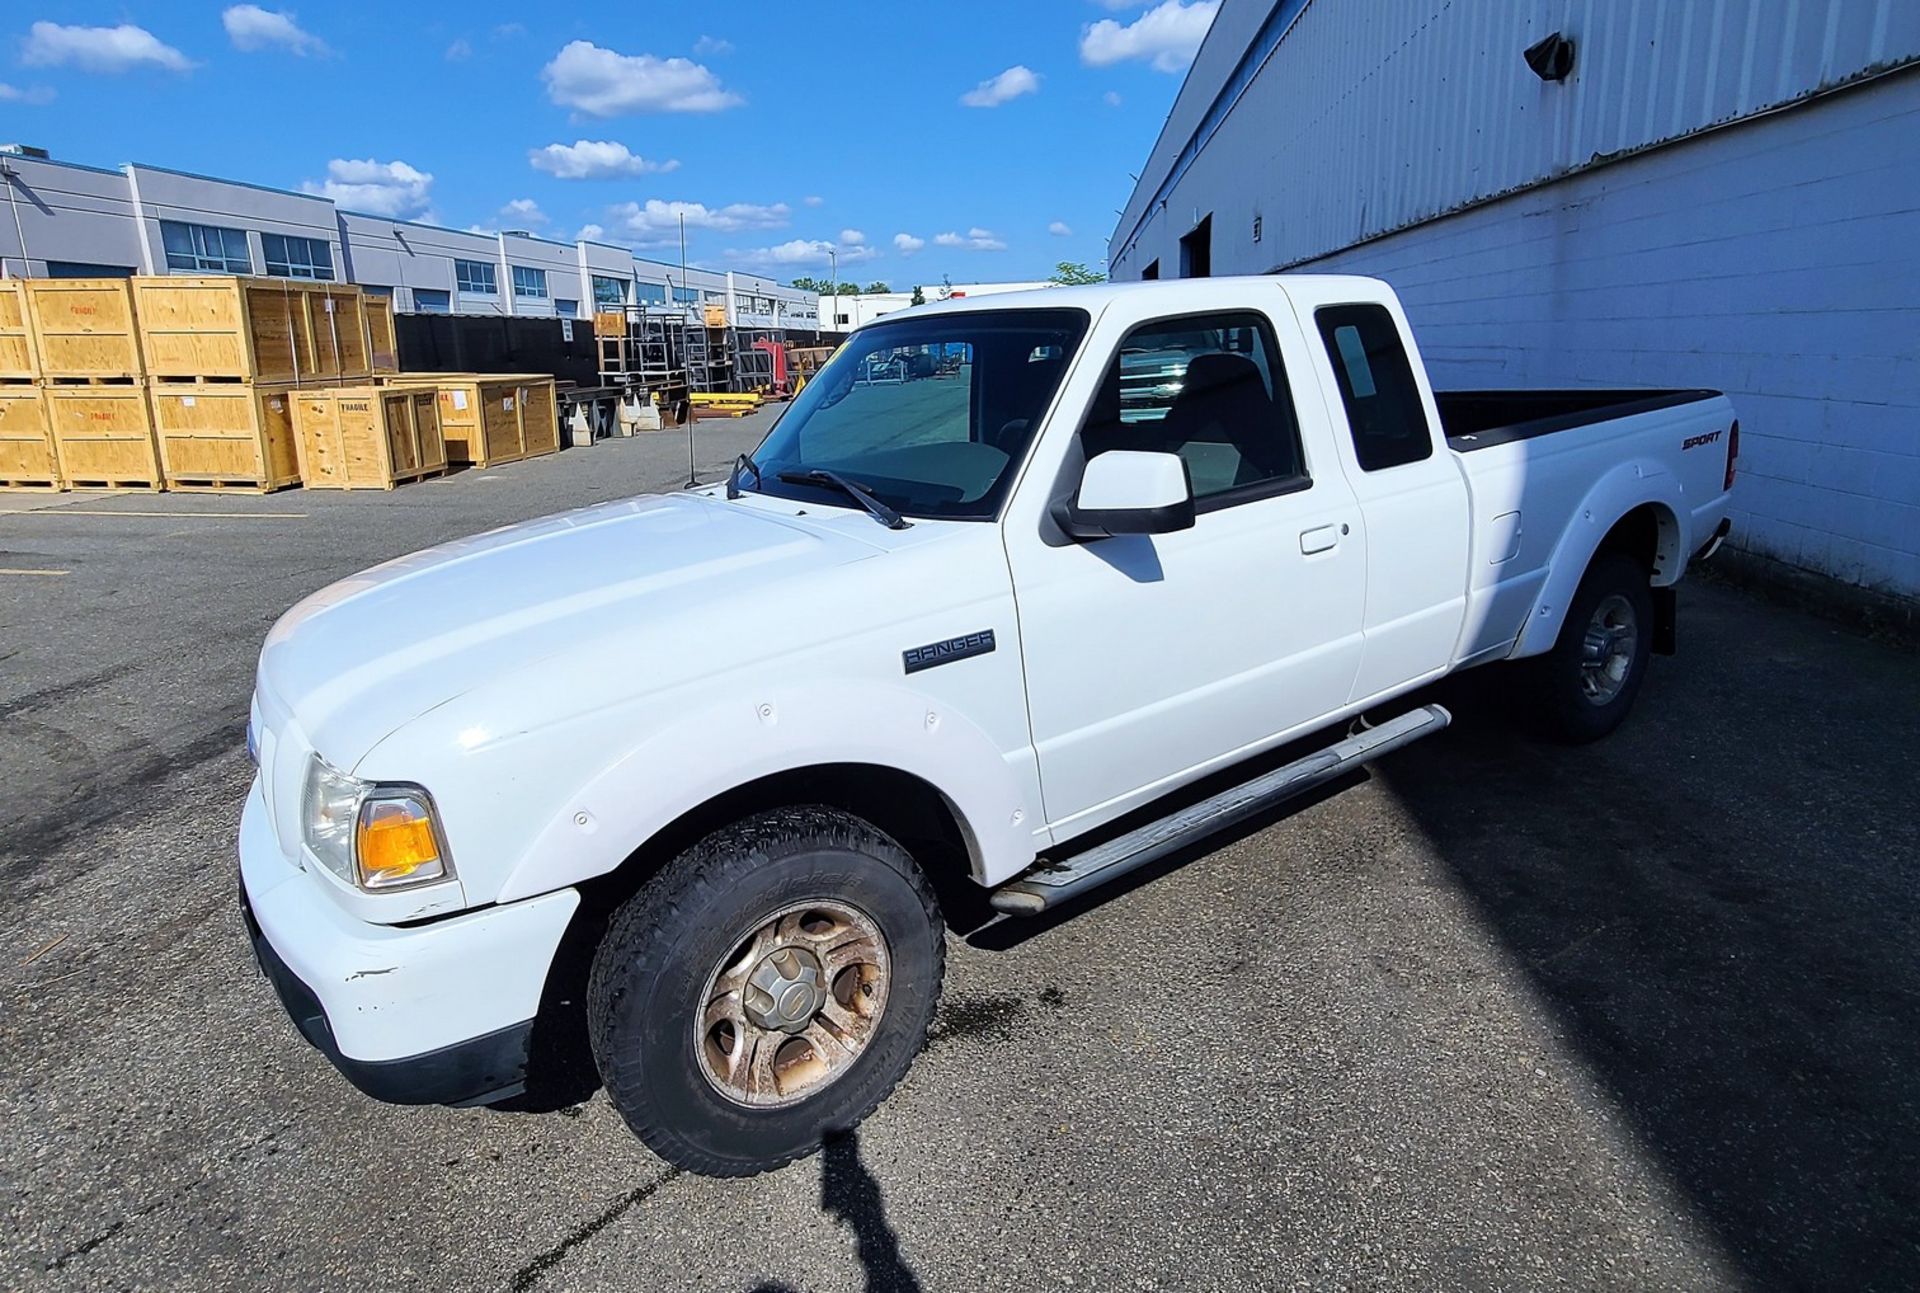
[1057,450,1195,539]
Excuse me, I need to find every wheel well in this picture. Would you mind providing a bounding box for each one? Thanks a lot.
[1597,502,1681,584]
[577,763,985,927]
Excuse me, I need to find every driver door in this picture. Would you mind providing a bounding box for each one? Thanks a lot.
[1003,306,1368,836]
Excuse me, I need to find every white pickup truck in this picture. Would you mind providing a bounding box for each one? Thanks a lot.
[239,276,1737,1176]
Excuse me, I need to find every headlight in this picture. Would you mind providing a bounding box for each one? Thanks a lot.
[300,755,453,892]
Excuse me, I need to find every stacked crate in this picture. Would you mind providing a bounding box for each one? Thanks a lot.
[134,276,371,492]
[27,278,162,491]
[0,281,59,489]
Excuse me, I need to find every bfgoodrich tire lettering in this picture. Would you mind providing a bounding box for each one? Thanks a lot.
[587,807,945,1177]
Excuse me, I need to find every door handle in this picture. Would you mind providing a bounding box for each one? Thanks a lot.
[1299,524,1339,555]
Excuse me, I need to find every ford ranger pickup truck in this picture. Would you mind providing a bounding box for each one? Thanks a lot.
[238,276,1738,1176]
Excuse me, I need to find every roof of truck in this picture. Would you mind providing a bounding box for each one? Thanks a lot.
[886,273,1390,322]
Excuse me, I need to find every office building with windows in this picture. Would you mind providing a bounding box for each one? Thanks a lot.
[0,147,818,330]
[1112,0,1920,603]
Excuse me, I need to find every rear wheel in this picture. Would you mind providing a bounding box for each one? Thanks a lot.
[588,807,944,1177]
[1524,552,1655,744]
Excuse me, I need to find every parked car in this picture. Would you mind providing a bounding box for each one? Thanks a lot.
[239,275,1737,1176]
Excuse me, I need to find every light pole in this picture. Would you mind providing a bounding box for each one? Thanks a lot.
[828,248,838,328]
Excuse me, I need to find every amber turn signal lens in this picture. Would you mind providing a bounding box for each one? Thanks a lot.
[356,795,446,888]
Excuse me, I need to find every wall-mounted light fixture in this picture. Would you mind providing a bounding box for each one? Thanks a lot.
[1524,31,1576,82]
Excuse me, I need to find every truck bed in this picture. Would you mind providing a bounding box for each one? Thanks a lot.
[1437,389,1722,452]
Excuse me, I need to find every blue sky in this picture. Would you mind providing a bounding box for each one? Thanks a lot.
[0,2,1221,285]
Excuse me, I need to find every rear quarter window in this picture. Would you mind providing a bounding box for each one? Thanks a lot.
[1316,303,1433,471]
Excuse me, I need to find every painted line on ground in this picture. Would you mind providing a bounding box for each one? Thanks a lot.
[0,568,70,576]
[0,508,307,519]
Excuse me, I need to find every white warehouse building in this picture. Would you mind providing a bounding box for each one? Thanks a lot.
[0,150,819,330]
[1111,0,1920,607]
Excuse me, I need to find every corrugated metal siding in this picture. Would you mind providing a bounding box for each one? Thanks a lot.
[1111,0,1920,277]
[1297,74,1920,598]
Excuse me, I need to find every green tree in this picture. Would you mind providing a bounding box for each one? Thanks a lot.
[1048,260,1106,286]
[863,281,892,294]
[910,285,926,306]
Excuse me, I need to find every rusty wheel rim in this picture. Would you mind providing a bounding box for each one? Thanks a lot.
[694,900,891,1109]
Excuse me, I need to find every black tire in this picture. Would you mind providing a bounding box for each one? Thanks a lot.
[1523,551,1655,744]
[587,807,944,1177]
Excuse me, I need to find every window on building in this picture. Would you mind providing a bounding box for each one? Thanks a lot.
[675,287,700,304]
[455,259,497,295]
[555,298,579,319]
[633,281,667,305]
[1141,260,1160,281]
[412,288,451,314]
[1315,303,1433,471]
[1082,311,1307,508]
[46,261,134,278]
[592,275,627,307]
[1179,215,1212,279]
[160,220,251,274]
[261,233,335,281]
[512,266,548,299]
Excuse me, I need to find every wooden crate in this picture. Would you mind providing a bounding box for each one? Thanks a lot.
[131,276,371,384]
[151,383,302,493]
[291,386,446,490]
[44,384,162,490]
[0,386,61,490]
[391,374,558,467]
[365,295,398,374]
[26,278,143,381]
[0,281,41,382]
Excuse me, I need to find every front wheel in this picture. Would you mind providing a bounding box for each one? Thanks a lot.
[1523,552,1655,744]
[587,807,945,1177]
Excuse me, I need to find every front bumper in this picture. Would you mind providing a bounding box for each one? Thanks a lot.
[237,779,579,1105]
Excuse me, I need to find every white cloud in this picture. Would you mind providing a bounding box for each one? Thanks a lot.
[934,227,1008,251]
[542,40,742,116]
[21,21,194,73]
[445,38,472,61]
[1080,0,1219,72]
[693,35,733,56]
[494,23,526,39]
[804,195,825,208]
[1049,220,1073,237]
[577,223,607,242]
[893,233,925,255]
[725,238,878,269]
[608,198,791,245]
[840,229,867,246]
[500,198,547,227]
[529,140,679,180]
[222,6,328,56]
[1104,90,1124,107]
[0,83,56,105]
[960,64,1040,108]
[302,158,434,219]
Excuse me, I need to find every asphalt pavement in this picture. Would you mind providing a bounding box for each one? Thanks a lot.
[2,416,1916,1291]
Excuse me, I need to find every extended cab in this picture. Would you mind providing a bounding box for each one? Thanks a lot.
[238,276,1738,1176]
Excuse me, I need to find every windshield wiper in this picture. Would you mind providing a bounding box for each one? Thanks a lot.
[775,468,910,530]
[726,452,762,500]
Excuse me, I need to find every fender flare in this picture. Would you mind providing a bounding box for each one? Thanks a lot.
[495,680,1038,902]
[1511,461,1688,659]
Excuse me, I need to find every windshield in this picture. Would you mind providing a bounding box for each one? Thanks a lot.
[744,307,1091,520]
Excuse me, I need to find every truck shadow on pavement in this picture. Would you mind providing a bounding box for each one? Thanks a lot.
[1378,633,1920,1290]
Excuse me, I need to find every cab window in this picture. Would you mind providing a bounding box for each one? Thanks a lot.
[1080,311,1308,508]
[1315,303,1433,471]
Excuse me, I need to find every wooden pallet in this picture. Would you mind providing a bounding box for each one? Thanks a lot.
[143,372,251,386]
[0,476,65,492]
[41,374,141,386]
[163,475,301,495]
[64,477,164,493]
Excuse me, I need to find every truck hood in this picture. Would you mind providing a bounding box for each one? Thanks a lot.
[258,492,879,765]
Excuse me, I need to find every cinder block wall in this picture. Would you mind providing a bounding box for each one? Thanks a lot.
[1302,73,1920,603]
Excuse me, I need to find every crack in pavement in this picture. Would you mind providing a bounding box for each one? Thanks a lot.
[505,1167,682,1291]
